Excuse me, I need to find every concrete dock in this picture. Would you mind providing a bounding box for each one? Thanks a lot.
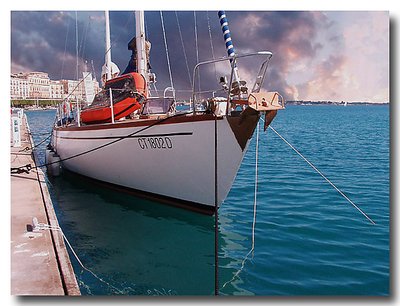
[10,112,80,295]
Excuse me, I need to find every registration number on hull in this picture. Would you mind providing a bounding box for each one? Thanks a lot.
[137,137,173,150]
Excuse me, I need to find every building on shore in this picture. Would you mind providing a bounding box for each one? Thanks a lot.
[26,72,51,99]
[10,71,100,102]
[50,80,64,100]
[10,74,29,99]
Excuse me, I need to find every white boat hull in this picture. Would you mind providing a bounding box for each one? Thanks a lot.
[52,112,259,213]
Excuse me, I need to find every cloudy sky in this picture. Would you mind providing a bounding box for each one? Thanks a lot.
[11,10,389,102]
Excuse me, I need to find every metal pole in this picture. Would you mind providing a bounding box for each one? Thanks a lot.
[217,11,240,83]
[136,11,148,79]
[109,88,114,124]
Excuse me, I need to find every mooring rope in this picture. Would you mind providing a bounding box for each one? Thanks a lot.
[33,133,52,148]
[214,113,219,296]
[35,222,124,294]
[221,121,260,291]
[252,120,260,251]
[263,120,376,225]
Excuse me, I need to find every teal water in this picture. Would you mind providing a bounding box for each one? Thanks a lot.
[26,105,390,296]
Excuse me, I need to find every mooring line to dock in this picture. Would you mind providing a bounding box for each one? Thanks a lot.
[221,121,261,291]
[32,133,52,149]
[22,133,53,152]
[34,222,125,294]
[263,120,376,225]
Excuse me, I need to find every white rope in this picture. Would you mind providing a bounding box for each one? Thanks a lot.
[252,120,260,251]
[263,120,376,225]
[36,222,125,294]
[175,11,192,87]
[221,121,260,290]
[160,11,174,92]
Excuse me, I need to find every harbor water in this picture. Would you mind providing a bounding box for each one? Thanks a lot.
[26,104,389,296]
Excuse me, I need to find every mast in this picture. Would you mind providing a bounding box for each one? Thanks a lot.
[135,11,148,81]
[105,10,112,81]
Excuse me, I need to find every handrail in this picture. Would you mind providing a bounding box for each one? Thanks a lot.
[191,51,273,114]
[163,87,176,99]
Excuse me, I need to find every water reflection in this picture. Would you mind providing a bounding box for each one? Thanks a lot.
[49,170,217,295]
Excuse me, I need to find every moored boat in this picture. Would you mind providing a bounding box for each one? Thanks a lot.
[51,10,284,214]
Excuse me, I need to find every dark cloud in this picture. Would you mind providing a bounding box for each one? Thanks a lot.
[225,11,329,99]
[11,11,329,100]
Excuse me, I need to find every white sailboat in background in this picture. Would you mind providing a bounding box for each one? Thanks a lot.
[50,10,284,214]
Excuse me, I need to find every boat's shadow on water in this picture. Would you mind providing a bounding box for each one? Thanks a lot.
[50,169,214,230]
[48,170,217,295]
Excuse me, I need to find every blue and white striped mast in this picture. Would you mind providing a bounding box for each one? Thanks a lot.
[218,11,241,85]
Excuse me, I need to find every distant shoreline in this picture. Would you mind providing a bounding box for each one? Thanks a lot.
[11,100,389,110]
[286,101,389,106]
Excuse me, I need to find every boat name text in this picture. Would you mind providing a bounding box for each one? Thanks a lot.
[137,137,173,150]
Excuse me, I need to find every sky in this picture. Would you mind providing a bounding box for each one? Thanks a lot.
[10,10,389,103]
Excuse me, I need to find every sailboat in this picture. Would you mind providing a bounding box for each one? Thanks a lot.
[50,11,284,214]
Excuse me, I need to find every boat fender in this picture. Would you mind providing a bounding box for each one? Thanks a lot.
[48,153,62,176]
[45,149,52,164]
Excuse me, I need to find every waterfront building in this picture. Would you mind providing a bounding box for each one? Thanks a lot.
[50,80,64,99]
[25,72,51,99]
[10,74,29,99]
[10,72,100,101]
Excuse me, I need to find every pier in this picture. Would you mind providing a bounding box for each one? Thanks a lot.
[10,112,80,295]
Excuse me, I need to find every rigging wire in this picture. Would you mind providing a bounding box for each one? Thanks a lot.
[175,11,192,88]
[79,16,91,61]
[145,16,149,38]
[75,11,79,82]
[206,11,218,82]
[144,12,159,96]
[160,11,175,92]
[194,11,201,92]
[264,120,376,225]
[78,17,87,58]
[60,17,70,80]
[75,11,81,126]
